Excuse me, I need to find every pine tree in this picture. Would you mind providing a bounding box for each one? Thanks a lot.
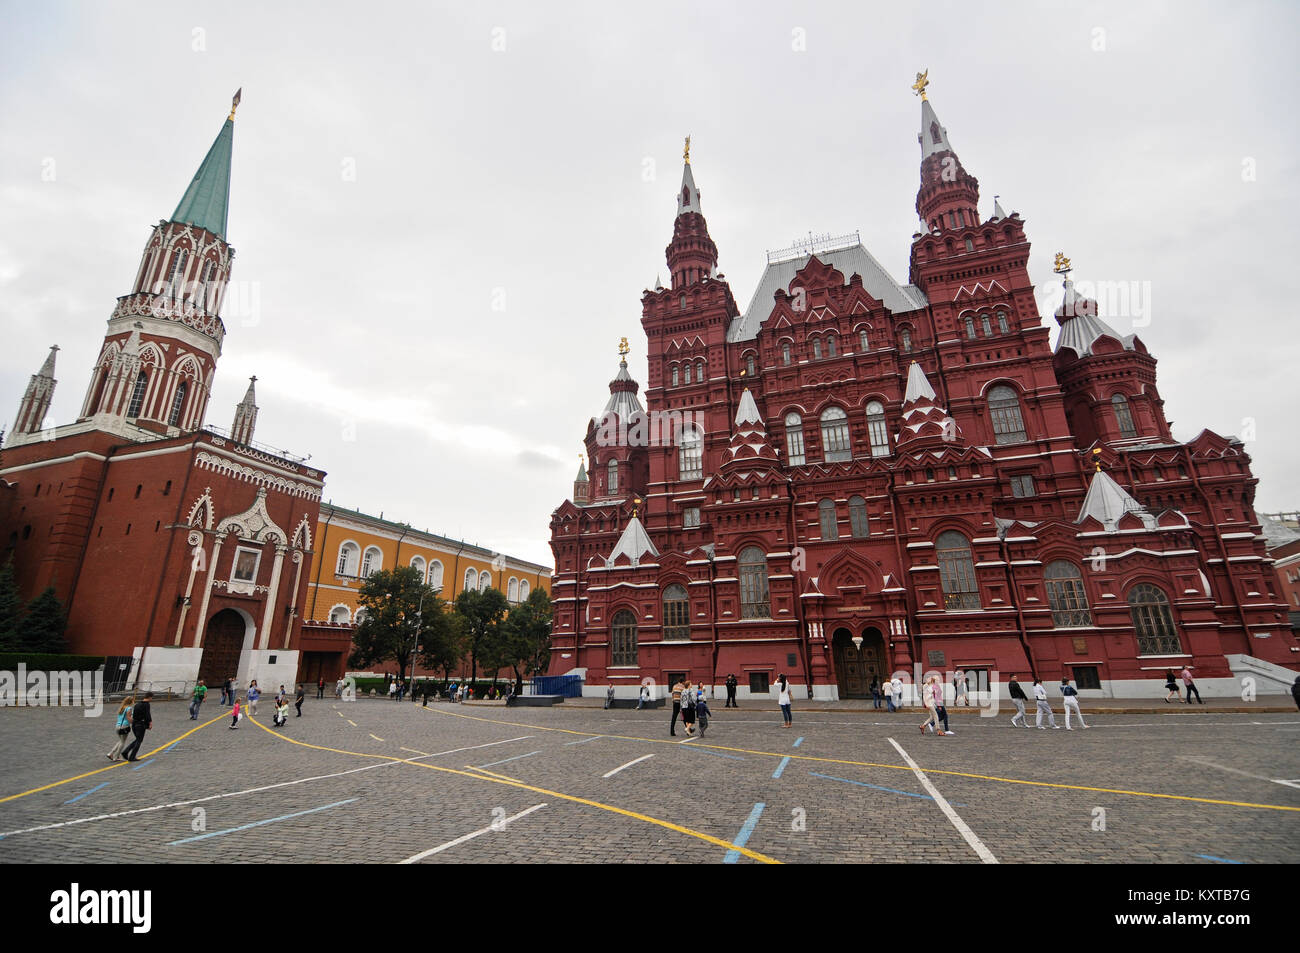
[0,560,22,650]
[20,587,67,653]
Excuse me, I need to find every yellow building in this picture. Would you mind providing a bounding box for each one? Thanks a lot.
[303,504,551,629]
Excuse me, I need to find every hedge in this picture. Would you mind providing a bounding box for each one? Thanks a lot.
[0,653,105,672]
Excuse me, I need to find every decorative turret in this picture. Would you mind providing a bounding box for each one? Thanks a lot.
[912,71,980,233]
[573,455,591,503]
[666,136,719,290]
[600,337,644,422]
[605,513,659,568]
[231,375,259,445]
[12,346,58,436]
[895,361,962,449]
[1075,467,1158,532]
[720,388,780,471]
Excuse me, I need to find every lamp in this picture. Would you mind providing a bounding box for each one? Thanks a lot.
[852,634,864,651]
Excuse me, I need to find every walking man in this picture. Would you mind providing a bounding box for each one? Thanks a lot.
[725,673,738,708]
[317,676,325,700]
[222,675,233,707]
[637,683,650,710]
[121,692,153,762]
[189,679,207,720]
[1181,666,1203,704]
[1007,674,1030,728]
[1033,679,1059,729]
[670,678,685,736]
[335,676,345,699]
[871,676,882,710]
[1061,677,1088,729]
[295,683,306,717]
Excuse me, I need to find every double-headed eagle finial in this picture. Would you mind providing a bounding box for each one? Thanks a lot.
[911,69,929,101]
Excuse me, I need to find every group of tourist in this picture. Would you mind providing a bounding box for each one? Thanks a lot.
[667,678,716,736]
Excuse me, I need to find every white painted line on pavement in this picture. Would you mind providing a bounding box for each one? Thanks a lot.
[168,798,359,845]
[474,750,541,769]
[888,737,998,864]
[0,735,537,840]
[399,802,547,863]
[564,735,603,745]
[602,754,654,779]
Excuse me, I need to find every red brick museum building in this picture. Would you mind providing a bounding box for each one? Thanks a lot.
[1,95,348,691]
[548,87,1299,701]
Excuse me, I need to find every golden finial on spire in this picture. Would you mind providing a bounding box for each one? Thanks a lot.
[1053,251,1072,276]
[683,135,691,165]
[618,336,630,357]
[1092,448,1104,473]
[911,69,930,101]
[229,88,242,121]
[632,496,643,519]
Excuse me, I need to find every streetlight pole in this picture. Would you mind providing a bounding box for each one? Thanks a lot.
[411,585,441,697]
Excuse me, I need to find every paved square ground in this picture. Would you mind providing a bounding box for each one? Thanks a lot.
[1,698,1297,863]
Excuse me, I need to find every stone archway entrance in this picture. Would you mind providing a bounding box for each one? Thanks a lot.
[198,608,247,688]
[832,626,887,699]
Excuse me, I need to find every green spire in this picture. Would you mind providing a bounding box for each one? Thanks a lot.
[171,114,234,239]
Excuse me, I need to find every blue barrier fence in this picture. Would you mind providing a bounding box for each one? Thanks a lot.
[529,675,583,697]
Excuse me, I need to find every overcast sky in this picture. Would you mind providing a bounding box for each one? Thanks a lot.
[2,0,1297,566]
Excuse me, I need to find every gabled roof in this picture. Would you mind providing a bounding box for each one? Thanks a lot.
[606,516,659,568]
[727,243,927,343]
[172,118,234,239]
[1075,470,1158,532]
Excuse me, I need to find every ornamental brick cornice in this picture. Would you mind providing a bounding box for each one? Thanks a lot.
[112,291,226,346]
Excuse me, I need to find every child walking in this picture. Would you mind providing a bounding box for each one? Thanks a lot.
[230,696,243,729]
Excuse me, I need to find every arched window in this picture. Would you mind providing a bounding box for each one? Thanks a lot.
[168,380,188,426]
[479,570,491,591]
[410,556,426,580]
[964,237,974,253]
[964,315,976,339]
[678,424,703,480]
[827,334,838,357]
[738,546,770,619]
[1129,584,1181,655]
[361,546,382,577]
[519,579,530,599]
[820,406,851,462]
[745,354,756,376]
[997,310,1009,334]
[784,412,805,466]
[429,559,444,590]
[848,496,869,537]
[900,329,913,352]
[464,568,477,592]
[936,530,980,610]
[981,314,993,337]
[336,542,360,576]
[812,338,822,360]
[865,400,890,457]
[858,329,869,351]
[988,385,1027,444]
[662,583,689,640]
[930,121,942,144]
[126,371,149,418]
[607,459,619,493]
[671,365,679,386]
[1112,393,1137,438]
[818,499,838,540]
[508,577,519,602]
[611,609,638,666]
[683,363,692,385]
[328,605,351,624]
[1045,560,1092,627]
[781,342,792,366]
[696,359,706,381]
[354,608,369,625]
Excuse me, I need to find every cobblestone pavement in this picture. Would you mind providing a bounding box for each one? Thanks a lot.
[1,698,1297,864]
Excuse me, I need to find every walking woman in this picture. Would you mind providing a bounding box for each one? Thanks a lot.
[107,695,134,761]
[776,674,793,728]
[681,681,698,736]
[246,680,261,718]
[1163,669,1180,703]
[919,676,944,736]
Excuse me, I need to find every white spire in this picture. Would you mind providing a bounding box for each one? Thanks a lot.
[992,195,1007,220]
[903,361,936,403]
[735,388,762,426]
[677,159,701,217]
[918,98,956,159]
[1076,469,1157,532]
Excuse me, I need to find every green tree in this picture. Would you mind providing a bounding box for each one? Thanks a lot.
[18,586,67,653]
[349,566,447,682]
[418,601,466,681]
[0,560,22,650]
[500,587,553,694]
[453,587,509,685]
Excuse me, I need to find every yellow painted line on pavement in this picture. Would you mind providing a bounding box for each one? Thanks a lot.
[369,734,385,742]
[247,718,779,863]
[421,705,1300,814]
[0,711,228,806]
[346,719,357,727]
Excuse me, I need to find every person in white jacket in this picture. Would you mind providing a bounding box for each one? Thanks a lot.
[1033,679,1059,729]
[1061,678,1089,729]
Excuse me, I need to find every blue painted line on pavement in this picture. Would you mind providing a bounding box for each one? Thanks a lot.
[809,772,966,806]
[792,736,804,748]
[131,759,153,771]
[168,798,359,845]
[1196,854,1245,864]
[680,745,744,761]
[723,802,766,864]
[475,750,541,769]
[564,736,602,746]
[63,782,110,805]
[772,757,791,779]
